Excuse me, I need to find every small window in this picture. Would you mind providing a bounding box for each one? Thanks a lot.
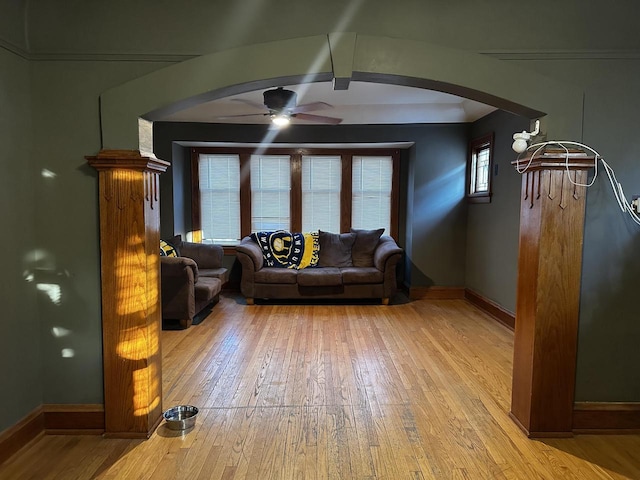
[468,133,494,203]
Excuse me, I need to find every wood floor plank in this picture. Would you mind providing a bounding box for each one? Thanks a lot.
[2,293,639,479]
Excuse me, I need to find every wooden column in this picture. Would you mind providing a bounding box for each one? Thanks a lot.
[510,149,595,437]
[87,150,169,438]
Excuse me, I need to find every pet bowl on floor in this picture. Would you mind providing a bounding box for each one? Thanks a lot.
[163,405,199,430]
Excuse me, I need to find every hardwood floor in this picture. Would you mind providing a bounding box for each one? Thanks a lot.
[2,294,640,479]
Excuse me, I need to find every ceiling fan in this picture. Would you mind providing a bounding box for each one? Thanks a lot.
[218,87,343,126]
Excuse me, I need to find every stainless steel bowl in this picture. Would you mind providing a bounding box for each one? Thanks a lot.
[162,405,199,430]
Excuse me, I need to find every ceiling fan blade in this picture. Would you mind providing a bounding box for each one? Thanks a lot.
[290,102,333,114]
[214,113,267,119]
[230,98,267,110]
[294,112,342,125]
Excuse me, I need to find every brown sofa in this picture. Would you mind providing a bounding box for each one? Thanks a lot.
[235,230,403,304]
[160,237,229,328]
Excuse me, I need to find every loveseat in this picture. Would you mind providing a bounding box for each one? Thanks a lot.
[235,229,403,304]
[160,236,229,328]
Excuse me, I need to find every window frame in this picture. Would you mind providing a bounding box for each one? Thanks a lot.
[191,146,400,249]
[467,133,494,204]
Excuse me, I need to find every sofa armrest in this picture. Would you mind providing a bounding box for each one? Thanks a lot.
[373,236,403,271]
[161,256,199,283]
[235,236,264,300]
[178,241,223,269]
[160,256,198,321]
[374,236,403,299]
[235,237,264,271]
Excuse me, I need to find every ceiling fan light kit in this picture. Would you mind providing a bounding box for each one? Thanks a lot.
[222,87,343,126]
[270,113,291,127]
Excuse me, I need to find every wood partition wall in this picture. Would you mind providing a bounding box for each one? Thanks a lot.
[87,150,169,438]
[510,149,595,437]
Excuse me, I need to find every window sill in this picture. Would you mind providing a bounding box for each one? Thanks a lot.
[467,194,491,204]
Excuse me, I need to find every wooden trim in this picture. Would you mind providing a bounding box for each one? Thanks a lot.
[290,153,302,232]
[409,286,465,300]
[190,148,202,243]
[390,151,401,239]
[43,404,105,435]
[0,404,106,465]
[86,149,170,173]
[0,406,44,466]
[340,154,353,233]
[464,289,515,330]
[240,154,252,239]
[573,402,640,434]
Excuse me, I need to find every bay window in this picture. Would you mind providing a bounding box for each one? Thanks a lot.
[191,147,400,246]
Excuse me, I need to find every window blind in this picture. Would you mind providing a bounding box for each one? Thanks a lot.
[301,155,341,232]
[198,154,241,243]
[251,155,291,231]
[352,156,392,235]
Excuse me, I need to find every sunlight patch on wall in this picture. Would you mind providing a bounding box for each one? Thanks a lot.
[36,283,62,305]
[52,326,71,337]
[41,168,57,178]
[61,348,75,358]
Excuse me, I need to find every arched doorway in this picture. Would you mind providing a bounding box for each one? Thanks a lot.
[94,33,586,437]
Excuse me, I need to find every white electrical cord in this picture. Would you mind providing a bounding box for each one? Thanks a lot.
[515,140,640,226]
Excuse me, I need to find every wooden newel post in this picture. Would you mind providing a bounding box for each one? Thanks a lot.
[87,150,170,438]
[510,149,595,437]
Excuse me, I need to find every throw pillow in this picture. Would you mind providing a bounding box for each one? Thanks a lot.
[160,239,178,257]
[251,230,319,269]
[167,234,183,256]
[318,230,356,267]
[350,228,384,267]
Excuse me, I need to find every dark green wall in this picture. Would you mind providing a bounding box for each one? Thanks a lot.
[466,110,530,312]
[0,45,41,432]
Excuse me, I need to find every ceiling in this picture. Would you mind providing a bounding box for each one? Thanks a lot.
[158,81,497,125]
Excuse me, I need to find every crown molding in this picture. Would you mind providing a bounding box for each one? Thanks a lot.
[4,38,640,63]
[26,52,197,62]
[0,40,195,62]
[482,49,640,60]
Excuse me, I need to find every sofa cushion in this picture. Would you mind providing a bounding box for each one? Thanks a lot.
[340,267,384,284]
[255,267,298,284]
[350,228,384,267]
[297,267,343,286]
[193,277,221,303]
[318,231,356,267]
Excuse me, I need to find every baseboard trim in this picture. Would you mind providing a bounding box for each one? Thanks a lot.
[573,402,640,434]
[409,286,465,300]
[0,407,44,465]
[43,404,105,434]
[464,289,515,330]
[0,404,105,465]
